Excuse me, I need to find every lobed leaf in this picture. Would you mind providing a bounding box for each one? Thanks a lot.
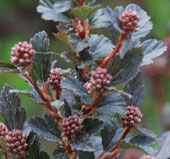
[78,151,95,159]
[107,47,143,85]
[27,114,61,141]
[30,31,50,53]
[141,39,167,66]
[124,73,145,107]
[61,76,93,104]
[97,92,126,116]
[0,84,26,130]
[32,52,57,82]
[82,118,104,135]
[71,133,94,152]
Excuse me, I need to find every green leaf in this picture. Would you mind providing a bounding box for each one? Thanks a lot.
[55,32,71,46]
[0,84,26,130]
[37,0,70,23]
[156,131,170,159]
[0,61,18,74]
[30,31,50,53]
[82,118,104,135]
[40,152,51,159]
[61,76,93,104]
[89,35,115,59]
[27,114,61,141]
[101,118,118,151]
[141,39,167,66]
[71,5,101,20]
[97,92,126,115]
[124,73,145,107]
[79,151,95,159]
[107,47,143,85]
[32,52,57,82]
[71,133,94,152]
[89,8,112,28]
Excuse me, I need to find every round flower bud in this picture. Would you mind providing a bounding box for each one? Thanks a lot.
[11,41,35,67]
[48,68,63,90]
[6,129,28,157]
[84,67,112,93]
[122,106,143,128]
[60,115,83,137]
[140,155,155,159]
[0,122,8,138]
[120,10,139,32]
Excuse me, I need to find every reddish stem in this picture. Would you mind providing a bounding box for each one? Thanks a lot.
[22,73,62,121]
[102,149,120,159]
[99,127,131,159]
[82,65,88,79]
[99,33,127,68]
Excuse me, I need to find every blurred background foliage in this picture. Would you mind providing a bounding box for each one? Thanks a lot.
[0,0,170,144]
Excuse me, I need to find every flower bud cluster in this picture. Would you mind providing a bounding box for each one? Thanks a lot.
[140,155,155,159]
[120,9,139,32]
[84,67,112,93]
[11,41,35,67]
[122,106,143,128]
[73,18,91,39]
[0,122,8,138]
[6,129,28,157]
[60,115,83,137]
[48,68,63,90]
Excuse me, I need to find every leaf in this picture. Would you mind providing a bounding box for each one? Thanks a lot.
[0,84,26,130]
[0,138,7,150]
[79,151,95,159]
[156,131,170,159]
[119,140,154,155]
[55,32,71,46]
[89,35,115,59]
[53,146,68,159]
[71,133,94,152]
[27,114,61,141]
[32,52,57,82]
[82,118,104,135]
[124,73,145,107]
[0,61,18,74]
[97,92,126,115]
[69,35,89,53]
[71,5,101,20]
[10,89,44,104]
[89,8,112,29]
[130,135,157,146]
[107,47,143,85]
[26,136,50,159]
[126,4,153,40]
[30,31,50,53]
[51,100,64,110]
[141,39,167,66]
[53,1,76,13]
[61,76,93,104]
[101,118,118,151]
[103,6,124,33]
[37,0,70,23]
[136,127,158,140]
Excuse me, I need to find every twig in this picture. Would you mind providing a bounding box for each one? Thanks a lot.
[99,33,127,68]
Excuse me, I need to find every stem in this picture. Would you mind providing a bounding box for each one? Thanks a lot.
[83,93,103,117]
[99,33,127,68]
[102,149,120,159]
[99,127,131,159]
[0,145,10,159]
[82,65,88,79]
[22,73,62,121]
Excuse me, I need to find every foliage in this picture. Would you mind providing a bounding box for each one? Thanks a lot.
[0,0,168,159]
